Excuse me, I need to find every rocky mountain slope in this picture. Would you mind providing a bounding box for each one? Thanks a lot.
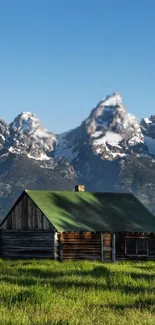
[54,93,149,162]
[1,92,155,221]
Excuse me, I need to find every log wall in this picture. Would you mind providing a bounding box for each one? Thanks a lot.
[1,229,155,261]
[58,232,112,261]
[116,233,155,260]
[1,230,55,259]
[103,233,112,261]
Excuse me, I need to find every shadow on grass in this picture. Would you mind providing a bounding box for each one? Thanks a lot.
[0,287,44,306]
[15,265,155,282]
[1,265,155,297]
[0,275,37,286]
[15,265,111,279]
[89,297,155,311]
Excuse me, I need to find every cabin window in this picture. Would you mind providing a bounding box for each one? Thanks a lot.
[125,237,148,256]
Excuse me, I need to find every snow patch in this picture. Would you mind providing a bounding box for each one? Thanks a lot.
[27,153,51,161]
[100,93,122,107]
[111,152,126,158]
[8,146,21,153]
[144,117,152,125]
[0,134,5,141]
[121,113,141,133]
[91,131,103,138]
[93,131,122,146]
[34,128,52,139]
[54,132,78,162]
[128,136,144,146]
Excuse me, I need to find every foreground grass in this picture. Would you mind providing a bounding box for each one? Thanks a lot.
[0,260,155,324]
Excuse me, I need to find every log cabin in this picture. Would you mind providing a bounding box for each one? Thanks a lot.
[0,185,155,261]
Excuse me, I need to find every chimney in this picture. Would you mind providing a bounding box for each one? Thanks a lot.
[75,185,85,192]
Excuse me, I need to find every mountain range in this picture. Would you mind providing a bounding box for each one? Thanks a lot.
[1,92,155,221]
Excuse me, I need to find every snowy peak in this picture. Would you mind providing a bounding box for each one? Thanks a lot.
[10,112,43,135]
[3,112,57,160]
[100,92,123,107]
[79,93,147,160]
[10,111,57,145]
[54,92,147,164]
[89,92,125,122]
[85,92,142,139]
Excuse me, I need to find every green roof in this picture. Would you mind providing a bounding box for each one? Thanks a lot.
[26,190,155,232]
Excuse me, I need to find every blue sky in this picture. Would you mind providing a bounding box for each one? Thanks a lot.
[0,0,155,133]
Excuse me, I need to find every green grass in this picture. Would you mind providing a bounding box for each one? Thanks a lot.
[0,260,155,324]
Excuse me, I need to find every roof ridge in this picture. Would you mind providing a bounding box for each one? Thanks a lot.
[24,189,132,195]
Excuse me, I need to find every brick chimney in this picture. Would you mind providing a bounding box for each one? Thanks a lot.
[75,185,85,192]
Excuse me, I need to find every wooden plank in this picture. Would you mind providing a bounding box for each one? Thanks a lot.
[7,212,12,230]
[62,232,101,261]
[28,197,33,230]
[34,204,38,230]
[63,247,101,251]
[1,229,55,259]
[22,195,28,230]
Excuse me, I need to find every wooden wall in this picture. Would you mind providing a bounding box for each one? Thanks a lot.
[116,233,155,260]
[1,230,55,258]
[56,232,155,262]
[0,230,112,261]
[103,233,112,261]
[116,233,125,260]
[1,193,54,231]
[1,228,155,261]
[0,193,56,259]
[56,232,112,261]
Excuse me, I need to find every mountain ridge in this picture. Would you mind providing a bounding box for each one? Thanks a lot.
[0,92,154,161]
[1,92,155,220]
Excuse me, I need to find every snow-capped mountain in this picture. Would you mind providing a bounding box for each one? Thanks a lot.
[1,91,155,220]
[54,92,149,165]
[0,112,57,160]
[0,93,153,163]
[83,92,147,158]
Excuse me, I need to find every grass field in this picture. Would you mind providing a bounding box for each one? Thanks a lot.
[0,260,155,325]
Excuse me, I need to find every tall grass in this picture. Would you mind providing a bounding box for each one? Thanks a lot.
[0,259,155,324]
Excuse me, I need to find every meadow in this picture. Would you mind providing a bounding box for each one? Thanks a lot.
[0,259,155,325]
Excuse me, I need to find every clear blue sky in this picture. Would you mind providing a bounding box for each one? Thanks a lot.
[0,0,155,133]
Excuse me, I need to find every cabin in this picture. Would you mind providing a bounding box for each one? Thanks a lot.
[0,185,155,261]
